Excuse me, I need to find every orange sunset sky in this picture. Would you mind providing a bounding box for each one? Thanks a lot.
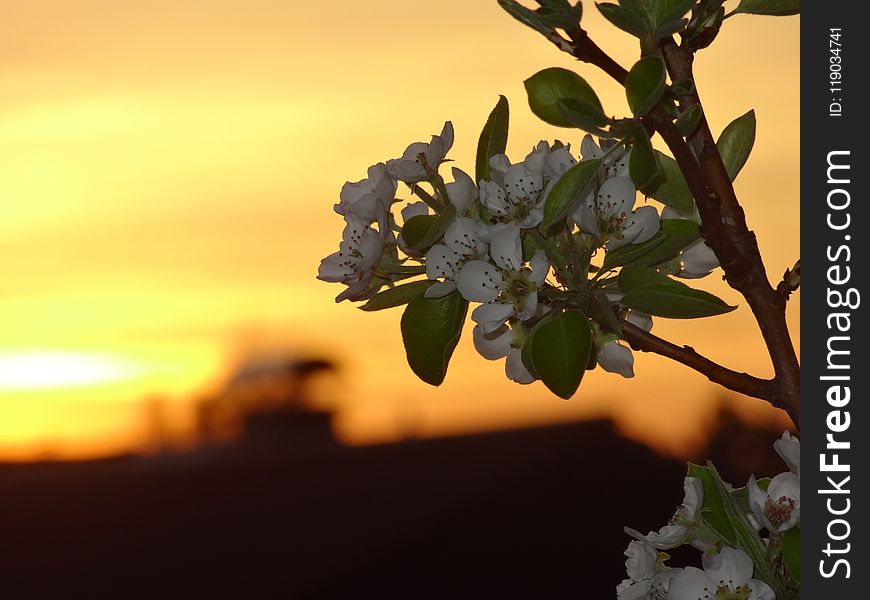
[0,1,799,460]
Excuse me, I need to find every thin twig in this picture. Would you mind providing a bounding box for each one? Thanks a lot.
[621,320,775,401]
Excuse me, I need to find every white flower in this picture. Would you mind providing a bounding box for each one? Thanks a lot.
[580,134,630,178]
[597,340,635,378]
[445,167,478,215]
[645,524,690,550]
[480,154,546,228]
[626,310,654,332]
[669,546,775,600]
[676,476,704,523]
[386,121,454,183]
[574,176,660,250]
[625,524,688,551]
[424,217,488,298]
[318,214,390,302]
[334,162,396,227]
[525,140,578,199]
[678,240,719,279]
[456,226,549,332]
[774,431,800,480]
[472,324,535,384]
[616,540,675,600]
[594,311,651,378]
[748,472,800,532]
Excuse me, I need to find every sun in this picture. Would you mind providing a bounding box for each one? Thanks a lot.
[0,350,145,391]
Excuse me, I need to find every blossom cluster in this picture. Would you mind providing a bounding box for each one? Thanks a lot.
[617,431,801,599]
[317,122,719,387]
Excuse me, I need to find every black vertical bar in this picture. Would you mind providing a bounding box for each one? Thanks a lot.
[802,2,866,596]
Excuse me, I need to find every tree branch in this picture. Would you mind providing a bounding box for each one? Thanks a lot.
[657,40,800,427]
[621,320,775,402]
[562,30,800,427]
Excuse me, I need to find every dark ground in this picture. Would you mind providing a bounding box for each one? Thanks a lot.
[0,409,782,598]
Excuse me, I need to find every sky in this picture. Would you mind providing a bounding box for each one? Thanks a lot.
[0,1,799,459]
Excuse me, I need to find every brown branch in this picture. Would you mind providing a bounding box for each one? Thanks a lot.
[776,259,801,302]
[657,40,800,427]
[621,320,775,402]
[561,31,800,427]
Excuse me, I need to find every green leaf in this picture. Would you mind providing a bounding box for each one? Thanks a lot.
[687,463,738,545]
[498,0,558,38]
[653,0,695,35]
[525,311,592,399]
[360,280,433,311]
[555,98,610,134]
[618,265,684,293]
[401,215,437,249]
[596,2,650,37]
[603,231,668,270]
[476,96,510,184]
[400,291,468,386]
[628,125,660,189]
[635,219,700,265]
[675,104,703,136]
[783,526,801,582]
[603,219,700,269]
[642,151,695,216]
[717,109,756,181]
[522,230,545,262]
[669,78,695,96]
[402,204,457,252]
[525,68,606,128]
[735,0,799,16]
[590,290,622,334]
[622,283,737,318]
[700,462,778,591]
[625,56,667,117]
[542,158,601,231]
[730,477,771,514]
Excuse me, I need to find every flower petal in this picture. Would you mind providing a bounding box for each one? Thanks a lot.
[747,579,776,600]
[456,260,503,303]
[624,205,661,245]
[472,324,513,360]
[446,167,477,214]
[702,546,753,590]
[580,134,603,160]
[677,476,703,522]
[489,224,523,271]
[624,540,657,581]
[529,250,550,287]
[515,289,538,322]
[503,164,543,206]
[597,176,637,217]
[646,524,687,549]
[480,180,509,216]
[668,567,714,600]
[425,244,463,281]
[471,302,516,334]
[444,217,486,258]
[401,201,429,223]
[597,341,635,378]
[505,348,535,384]
[747,474,769,529]
[774,431,801,479]
[679,240,719,278]
[626,310,653,332]
[317,251,352,283]
[424,280,457,299]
